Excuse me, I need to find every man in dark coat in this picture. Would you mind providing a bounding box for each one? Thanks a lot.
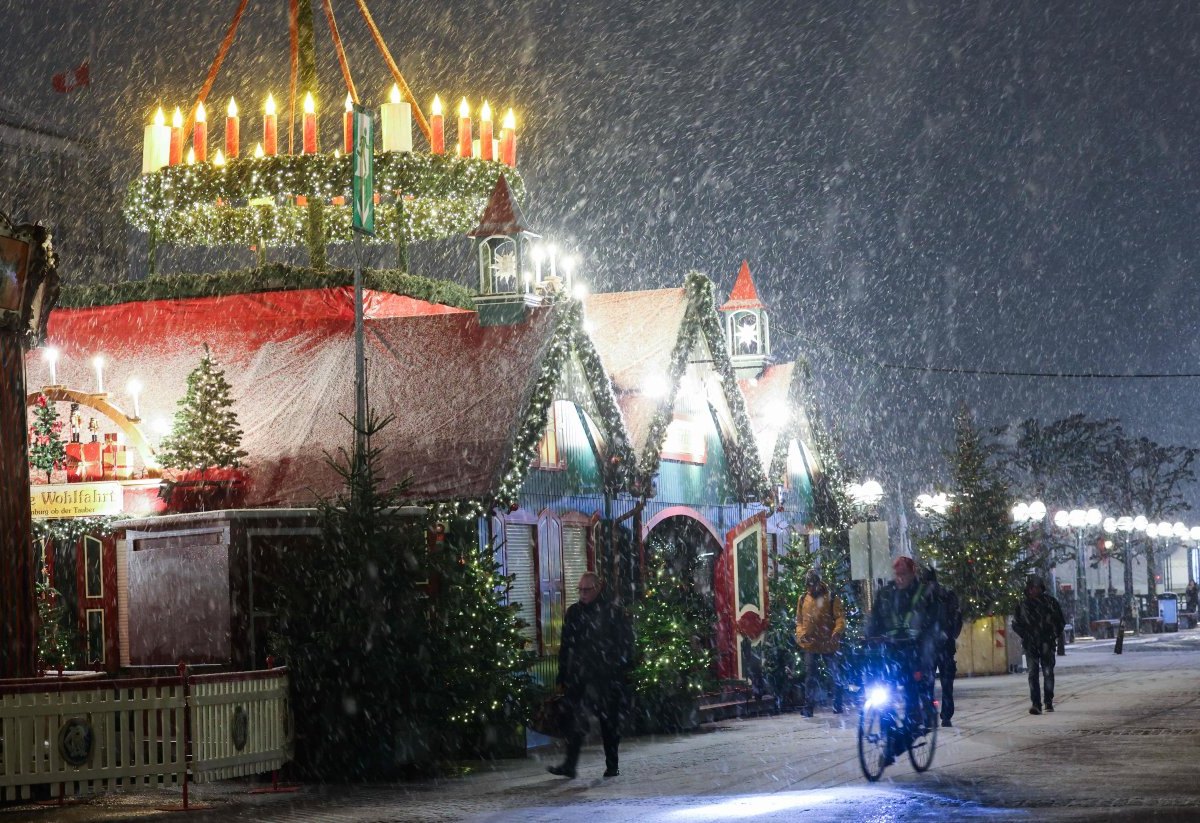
[548,572,635,779]
[922,567,963,727]
[1012,575,1065,715]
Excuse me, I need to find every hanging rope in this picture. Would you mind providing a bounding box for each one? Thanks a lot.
[321,0,358,103]
[288,0,299,155]
[352,0,431,142]
[186,0,251,136]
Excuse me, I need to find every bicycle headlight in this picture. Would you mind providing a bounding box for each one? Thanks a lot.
[864,685,890,710]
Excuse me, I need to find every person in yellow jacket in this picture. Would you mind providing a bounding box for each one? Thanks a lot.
[794,569,846,717]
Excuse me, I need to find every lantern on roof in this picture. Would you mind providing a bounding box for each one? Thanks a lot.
[719,261,772,378]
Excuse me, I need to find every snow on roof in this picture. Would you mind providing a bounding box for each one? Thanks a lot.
[582,288,688,452]
[719,260,765,312]
[30,288,562,504]
[739,362,819,476]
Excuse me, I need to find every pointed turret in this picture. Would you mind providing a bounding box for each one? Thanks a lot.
[469,174,541,325]
[719,261,771,377]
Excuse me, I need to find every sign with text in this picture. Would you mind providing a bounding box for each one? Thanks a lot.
[849,521,890,582]
[351,104,375,235]
[31,482,124,519]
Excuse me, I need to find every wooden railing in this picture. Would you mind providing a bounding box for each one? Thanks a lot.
[0,666,290,802]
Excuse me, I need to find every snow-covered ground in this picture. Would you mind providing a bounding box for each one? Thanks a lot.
[9,629,1199,822]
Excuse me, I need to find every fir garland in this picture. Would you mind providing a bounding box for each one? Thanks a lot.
[635,272,771,503]
[124,152,524,248]
[58,265,476,311]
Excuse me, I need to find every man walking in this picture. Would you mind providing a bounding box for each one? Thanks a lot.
[922,567,962,727]
[794,569,846,716]
[1012,575,1065,715]
[548,572,635,779]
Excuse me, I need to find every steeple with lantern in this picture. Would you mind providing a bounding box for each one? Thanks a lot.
[469,174,542,326]
[720,260,771,378]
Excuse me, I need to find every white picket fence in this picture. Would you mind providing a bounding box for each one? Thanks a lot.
[0,666,290,802]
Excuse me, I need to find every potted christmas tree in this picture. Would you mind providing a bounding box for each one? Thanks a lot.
[28,393,67,483]
[158,345,249,512]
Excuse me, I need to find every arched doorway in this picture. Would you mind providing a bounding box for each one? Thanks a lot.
[643,511,734,680]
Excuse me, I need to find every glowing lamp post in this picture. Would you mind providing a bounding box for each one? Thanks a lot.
[1053,508,1101,633]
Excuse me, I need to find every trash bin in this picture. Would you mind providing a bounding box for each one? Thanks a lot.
[1159,592,1179,632]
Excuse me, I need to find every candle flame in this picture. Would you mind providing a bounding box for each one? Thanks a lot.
[481,100,492,121]
[153,107,166,127]
[333,148,341,158]
[92,355,105,369]
[195,100,207,122]
[214,148,226,166]
[390,84,402,105]
[345,93,353,112]
[254,142,265,158]
[459,97,470,118]
[431,95,443,116]
[303,92,315,114]
[503,108,516,129]
[228,97,238,117]
[186,146,196,165]
[172,107,183,128]
[265,93,276,116]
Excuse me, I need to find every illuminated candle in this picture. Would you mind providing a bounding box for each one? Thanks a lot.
[142,107,170,173]
[169,106,184,166]
[264,93,278,156]
[213,148,226,167]
[127,378,143,420]
[479,101,493,161]
[186,146,196,165]
[225,97,239,158]
[302,92,317,154]
[42,347,59,386]
[430,95,445,154]
[457,97,472,158]
[193,100,207,163]
[343,94,354,154]
[92,356,105,394]
[254,142,265,159]
[500,108,517,167]
[380,83,412,152]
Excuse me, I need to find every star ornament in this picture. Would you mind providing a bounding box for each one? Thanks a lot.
[735,322,758,351]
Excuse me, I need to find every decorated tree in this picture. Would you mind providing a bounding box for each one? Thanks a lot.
[36,581,77,671]
[632,536,717,731]
[158,345,247,471]
[919,405,1033,621]
[28,393,67,483]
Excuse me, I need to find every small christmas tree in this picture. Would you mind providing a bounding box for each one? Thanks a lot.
[36,580,77,671]
[158,345,247,471]
[632,536,717,730]
[28,393,67,483]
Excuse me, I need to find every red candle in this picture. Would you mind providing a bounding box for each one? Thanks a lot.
[430,95,445,154]
[457,97,472,158]
[302,92,318,154]
[343,94,354,154]
[500,108,517,167]
[225,97,239,158]
[264,93,278,156]
[479,101,493,161]
[169,107,183,165]
[193,101,207,163]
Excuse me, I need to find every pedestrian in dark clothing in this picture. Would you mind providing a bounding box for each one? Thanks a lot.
[1012,575,1065,715]
[1185,580,1199,615]
[923,567,963,727]
[548,572,635,779]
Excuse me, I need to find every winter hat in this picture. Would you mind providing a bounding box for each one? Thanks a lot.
[1026,575,1046,592]
[893,556,917,575]
[805,570,823,587]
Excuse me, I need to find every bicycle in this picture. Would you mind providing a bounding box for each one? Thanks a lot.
[856,637,938,781]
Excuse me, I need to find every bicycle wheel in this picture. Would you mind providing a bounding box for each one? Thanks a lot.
[907,692,938,773]
[857,706,888,782]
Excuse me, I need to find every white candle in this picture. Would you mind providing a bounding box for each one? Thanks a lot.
[380,83,412,152]
[142,107,171,173]
[92,355,105,394]
[42,347,59,386]
[126,378,143,419]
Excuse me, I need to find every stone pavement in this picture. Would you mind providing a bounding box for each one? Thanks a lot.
[4,629,1198,822]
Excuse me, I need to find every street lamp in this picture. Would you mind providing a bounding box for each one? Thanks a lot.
[1104,515,1143,623]
[1053,508,1102,635]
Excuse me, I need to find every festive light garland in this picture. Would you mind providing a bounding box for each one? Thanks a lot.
[124,152,525,248]
[635,273,771,503]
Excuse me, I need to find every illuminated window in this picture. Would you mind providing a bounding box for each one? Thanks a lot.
[661,415,707,464]
[532,402,565,470]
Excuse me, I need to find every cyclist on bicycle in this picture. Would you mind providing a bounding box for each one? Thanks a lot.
[865,555,933,764]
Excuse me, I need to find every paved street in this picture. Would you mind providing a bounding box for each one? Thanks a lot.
[5,630,1199,822]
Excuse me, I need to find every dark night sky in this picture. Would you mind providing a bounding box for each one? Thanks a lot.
[5,0,1200,512]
